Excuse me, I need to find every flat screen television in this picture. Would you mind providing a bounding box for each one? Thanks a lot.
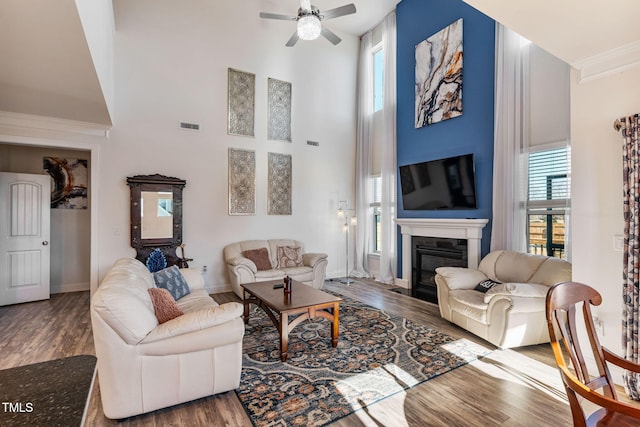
[399,153,477,210]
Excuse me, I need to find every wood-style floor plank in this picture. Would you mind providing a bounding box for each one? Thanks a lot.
[0,279,616,426]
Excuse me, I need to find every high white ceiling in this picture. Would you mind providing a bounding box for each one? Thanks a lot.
[261,0,400,36]
[462,0,640,65]
[0,0,638,126]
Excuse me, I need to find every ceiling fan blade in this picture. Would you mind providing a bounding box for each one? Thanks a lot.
[321,3,356,20]
[286,32,300,47]
[259,12,297,21]
[321,26,342,45]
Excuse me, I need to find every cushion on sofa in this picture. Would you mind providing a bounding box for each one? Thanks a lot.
[148,288,184,324]
[483,282,549,304]
[243,248,272,271]
[435,267,488,290]
[153,265,191,300]
[449,290,488,323]
[277,246,304,268]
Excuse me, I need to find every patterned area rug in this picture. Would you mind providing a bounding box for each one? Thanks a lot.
[236,294,491,427]
[0,355,96,427]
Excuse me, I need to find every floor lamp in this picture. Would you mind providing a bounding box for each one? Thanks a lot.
[337,201,355,285]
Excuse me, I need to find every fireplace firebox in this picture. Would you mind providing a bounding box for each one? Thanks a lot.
[411,237,467,303]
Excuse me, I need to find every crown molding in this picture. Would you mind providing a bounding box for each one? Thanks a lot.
[572,40,640,84]
[0,111,111,138]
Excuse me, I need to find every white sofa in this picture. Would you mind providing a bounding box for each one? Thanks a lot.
[90,258,245,419]
[224,239,328,299]
[435,250,572,349]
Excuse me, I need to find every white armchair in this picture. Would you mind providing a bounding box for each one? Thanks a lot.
[91,258,245,419]
[224,239,328,299]
[435,250,572,348]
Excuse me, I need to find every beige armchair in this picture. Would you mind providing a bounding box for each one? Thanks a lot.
[91,258,245,419]
[224,239,328,299]
[435,250,571,348]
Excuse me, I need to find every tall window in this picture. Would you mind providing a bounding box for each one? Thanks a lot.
[371,176,382,252]
[373,46,383,112]
[527,146,570,259]
[370,44,384,253]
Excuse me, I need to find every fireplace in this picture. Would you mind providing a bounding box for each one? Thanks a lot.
[394,218,489,303]
[412,237,467,303]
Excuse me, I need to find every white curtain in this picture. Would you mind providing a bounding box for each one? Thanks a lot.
[490,24,530,253]
[352,31,373,278]
[352,12,397,283]
[376,12,397,284]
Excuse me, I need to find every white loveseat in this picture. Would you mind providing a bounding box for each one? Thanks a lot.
[224,239,328,299]
[435,250,571,349]
[91,258,245,419]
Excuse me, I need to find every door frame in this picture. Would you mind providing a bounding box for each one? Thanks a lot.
[0,112,108,296]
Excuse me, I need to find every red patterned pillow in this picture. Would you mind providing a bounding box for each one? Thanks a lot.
[277,246,304,268]
[148,288,183,324]
[243,248,272,271]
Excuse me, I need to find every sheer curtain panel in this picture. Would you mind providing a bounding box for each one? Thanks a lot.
[352,32,374,278]
[490,24,529,253]
[376,12,397,284]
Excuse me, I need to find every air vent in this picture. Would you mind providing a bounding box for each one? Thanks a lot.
[307,140,319,147]
[180,122,200,130]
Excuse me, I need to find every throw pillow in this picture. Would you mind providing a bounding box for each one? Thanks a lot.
[243,248,272,271]
[148,288,183,324]
[146,248,167,273]
[152,265,191,300]
[474,279,501,293]
[277,246,304,268]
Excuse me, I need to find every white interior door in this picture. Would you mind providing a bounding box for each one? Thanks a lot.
[0,172,51,306]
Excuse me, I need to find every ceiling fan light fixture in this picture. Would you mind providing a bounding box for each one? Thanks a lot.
[297,15,321,40]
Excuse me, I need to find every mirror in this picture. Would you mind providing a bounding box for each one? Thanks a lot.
[127,174,187,268]
[140,191,174,239]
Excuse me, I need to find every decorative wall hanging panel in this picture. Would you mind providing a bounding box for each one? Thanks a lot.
[228,68,255,137]
[267,152,292,215]
[228,148,256,215]
[43,157,88,209]
[415,18,463,128]
[267,78,292,142]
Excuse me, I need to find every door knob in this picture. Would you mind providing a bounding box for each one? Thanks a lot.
[42,241,49,246]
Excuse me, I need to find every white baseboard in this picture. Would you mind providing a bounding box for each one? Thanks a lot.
[51,282,90,294]
[394,278,409,288]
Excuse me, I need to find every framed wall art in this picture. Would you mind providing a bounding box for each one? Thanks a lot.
[415,18,463,128]
[43,157,88,209]
[228,68,255,137]
[267,78,292,142]
[267,152,292,215]
[228,148,256,215]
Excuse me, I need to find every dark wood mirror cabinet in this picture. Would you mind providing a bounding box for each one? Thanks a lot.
[127,174,191,269]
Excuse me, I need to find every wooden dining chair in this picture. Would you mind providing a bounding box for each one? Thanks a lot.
[546,281,640,426]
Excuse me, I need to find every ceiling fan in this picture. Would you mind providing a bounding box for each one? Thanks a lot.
[259,0,357,47]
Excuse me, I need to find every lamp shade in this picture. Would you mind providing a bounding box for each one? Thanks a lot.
[297,15,321,40]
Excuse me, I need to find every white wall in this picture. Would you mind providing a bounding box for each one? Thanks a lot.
[97,0,359,291]
[75,0,115,123]
[571,66,640,378]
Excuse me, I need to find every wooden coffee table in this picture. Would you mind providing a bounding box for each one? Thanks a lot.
[241,279,343,362]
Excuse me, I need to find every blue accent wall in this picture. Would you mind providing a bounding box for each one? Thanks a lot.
[396,0,495,274]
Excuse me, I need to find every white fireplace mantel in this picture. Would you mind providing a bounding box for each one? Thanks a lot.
[394,218,489,288]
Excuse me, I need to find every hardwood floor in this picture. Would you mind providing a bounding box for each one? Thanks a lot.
[0,280,580,426]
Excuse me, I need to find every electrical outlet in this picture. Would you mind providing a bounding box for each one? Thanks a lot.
[614,235,624,252]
